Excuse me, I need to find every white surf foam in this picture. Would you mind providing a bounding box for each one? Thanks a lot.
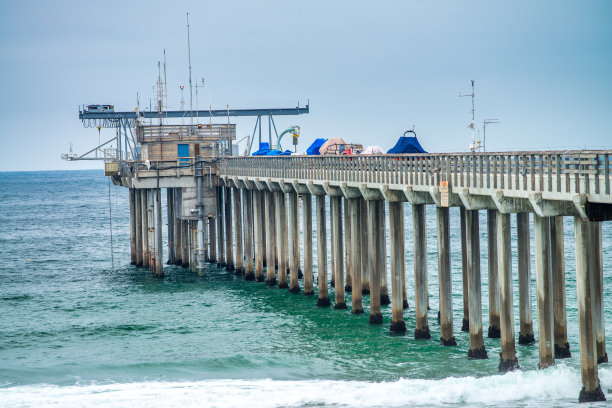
[1,365,610,407]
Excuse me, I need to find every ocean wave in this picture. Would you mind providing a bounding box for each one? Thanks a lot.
[1,365,609,407]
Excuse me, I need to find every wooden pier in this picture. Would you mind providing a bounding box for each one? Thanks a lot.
[118,150,611,402]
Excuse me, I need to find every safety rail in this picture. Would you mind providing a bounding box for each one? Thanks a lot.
[219,151,612,201]
[136,124,236,143]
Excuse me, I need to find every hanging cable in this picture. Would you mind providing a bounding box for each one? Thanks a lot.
[108,177,115,269]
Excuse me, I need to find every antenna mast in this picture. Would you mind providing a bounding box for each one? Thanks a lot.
[187,12,193,130]
[459,80,476,152]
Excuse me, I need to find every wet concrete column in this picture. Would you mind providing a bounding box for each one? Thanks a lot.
[574,217,606,402]
[174,190,183,265]
[302,193,314,295]
[275,191,287,287]
[331,196,346,309]
[148,190,155,273]
[135,189,143,267]
[466,209,487,359]
[517,212,535,344]
[316,195,330,306]
[288,192,300,293]
[349,198,363,313]
[330,197,335,289]
[129,188,137,265]
[389,202,405,333]
[590,222,608,364]
[460,207,469,332]
[217,186,225,268]
[551,216,571,358]
[401,203,408,310]
[253,190,264,282]
[378,200,390,305]
[344,198,352,293]
[265,191,277,286]
[368,200,382,324]
[166,188,175,265]
[224,186,234,271]
[181,219,189,268]
[207,215,215,264]
[154,188,164,278]
[413,204,430,339]
[534,215,555,369]
[497,212,519,371]
[243,189,255,280]
[437,206,455,346]
[487,209,501,338]
[233,188,244,275]
[141,189,150,268]
[360,199,370,294]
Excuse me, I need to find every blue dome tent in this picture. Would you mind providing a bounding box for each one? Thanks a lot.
[387,130,427,154]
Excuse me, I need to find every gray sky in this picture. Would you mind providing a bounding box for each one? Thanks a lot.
[1,0,611,171]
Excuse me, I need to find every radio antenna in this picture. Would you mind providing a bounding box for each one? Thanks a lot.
[187,12,193,129]
[459,80,476,152]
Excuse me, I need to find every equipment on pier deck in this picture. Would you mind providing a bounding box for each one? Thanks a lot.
[306,138,327,155]
[387,130,427,154]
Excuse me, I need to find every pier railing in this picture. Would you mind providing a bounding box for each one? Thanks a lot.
[136,124,236,143]
[219,151,612,202]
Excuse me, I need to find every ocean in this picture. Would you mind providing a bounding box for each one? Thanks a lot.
[0,169,610,407]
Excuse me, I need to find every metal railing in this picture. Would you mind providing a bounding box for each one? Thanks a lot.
[219,151,612,200]
[136,124,236,143]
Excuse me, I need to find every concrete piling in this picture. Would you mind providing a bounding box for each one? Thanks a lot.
[154,188,164,278]
[275,191,287,287]
[207,215,215,263]
[129,188,137,265]
[302,193,314,295]
[344,198,352,293]
[266,191,277,286]
[288,192,300,293]
[224,186,234,271]
[378,200,390,305]
[389,202,406,333]
[517,212,535,344]
[436,206,455,345]
[135,189,143,267]
[360,199,370,295]
[253,190,264,282]
[243,189,255,280]
[466,210,487,359]
[487,209,501,338]
[316,195,330,307]
[413,204,430,339]
[141,189,150,268]
[233,188,244,275]
[174,189,183,265]
[551,216,571,358]
[217,186,225,268]
[574,217,606,402]
[534,215,555,369]
[166,188,175,265]
[590,222,608,364]
[460,207,469,332]
[497,212,519,371]
[331,196,346,309]
[368,200,382,324]
[349,198,363,313]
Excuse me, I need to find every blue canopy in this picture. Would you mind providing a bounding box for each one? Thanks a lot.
[306,138,328,155]
[252,142,271,156]
[387,136,427,154]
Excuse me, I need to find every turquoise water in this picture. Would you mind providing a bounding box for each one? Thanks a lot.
[0,170,611,407]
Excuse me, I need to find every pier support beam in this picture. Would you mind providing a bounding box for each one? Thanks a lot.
[575,217,606,402]
[141,189,149,269]
[437,207,455,345]
[368,200,382,324]
[349,198,363,313]
[154,188,164,278]
[233,188,244,275]
[302,194,314,295]
[360,199,370,294]
[253,190,264,282]
[243,189,255,280]
[266,191,277,286]
[487,209,501,338]
[181,219,188,268]
[174,190,183,265]
[135,189,143,267]
[217,186,225,268]
[591,222,608,364]
[534,215,555,369]
[389,202,406,333]
[275,191,287,287]
[316,195,330,307]
[460,207,469,332]
[497,212,519,371]
[344,198,352,293]
[129,188,137,265]
[166,188,175,265]
[413,204,430,339]
[551,216,571,358]
[331,196,346,309]
[379,200,390,305]
[207,215,215,264]
[517,213,535,344]
[466,210,487,359]
[288,192,300,293]
[224,186,234,271]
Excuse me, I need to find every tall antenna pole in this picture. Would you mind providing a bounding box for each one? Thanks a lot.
[459,80,476,152]
[163,49,168,114]
[187,12,193,129]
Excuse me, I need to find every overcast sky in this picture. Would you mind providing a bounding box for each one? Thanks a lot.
[1,0,611,171]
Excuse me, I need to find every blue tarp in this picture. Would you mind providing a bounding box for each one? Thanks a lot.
[306,138,328,155]
[266,150,292,156]
[387,136,427,154]
[252,142,271,156]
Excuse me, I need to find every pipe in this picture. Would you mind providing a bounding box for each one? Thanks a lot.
[275,126,300,151]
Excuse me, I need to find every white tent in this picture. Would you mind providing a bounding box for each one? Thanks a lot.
[361,145,384,155]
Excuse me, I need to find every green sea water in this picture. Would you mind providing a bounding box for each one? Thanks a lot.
[0,170,611,407]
